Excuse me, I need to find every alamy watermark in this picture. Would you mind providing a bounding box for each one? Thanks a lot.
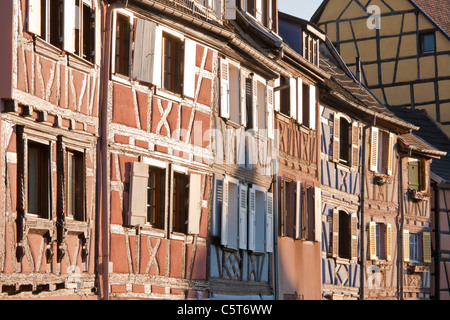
[367,5,381,30]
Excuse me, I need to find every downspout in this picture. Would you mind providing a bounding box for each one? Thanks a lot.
[360,115,376,300]
[433,182,440,300]
[272,159,279,300]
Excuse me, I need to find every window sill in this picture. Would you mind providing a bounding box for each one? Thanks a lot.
[373,173,393,185]
[67,52,95,73]
[155,88,184,104]
[408,189,431,201]
[64,218,89,236]
[34,37,63,61]
[25,214,54,235]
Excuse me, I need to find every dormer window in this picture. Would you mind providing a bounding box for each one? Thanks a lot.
[245,0,276,31]
[303,31,320,66]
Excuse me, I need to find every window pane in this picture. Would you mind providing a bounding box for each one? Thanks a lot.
[422,34,435,53]
[115,13,130,76]
[173,172,189,233]
[147,167,165,229]
[27,142,49,218]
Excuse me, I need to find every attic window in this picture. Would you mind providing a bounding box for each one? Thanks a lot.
[420,32,435,54]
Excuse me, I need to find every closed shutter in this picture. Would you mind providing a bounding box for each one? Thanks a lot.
[248,188,256,251]
[129,162,149,226]
[370,127,379,172]
[309,84,316,130]
[408,160,420,191]
[132,19,157,84]
[225,0,237,19]
[221,179,229,247]
[297,78,303,124]
[369,222,377,260]
[289,78,297,120]
[64,0,76,52]
[187,174,202,234]
[183,38,196,98]
[95,6,101,66]
[387,133,395,176]
[403,230,410,262]
[423,232,431,263]
[350,213,358,260]
[212,177,223,237]
[314,187,322,243]
[245,78,253,129]
[420,160,428,192]
[266,192,274,253]
[239,185,248,250]
[27,0,41,36]
[295,181,302,240]
[351,122,359,169]
[332,208,339,258]
[386,223,392,261]
[332,114,340,163]
[267,86,275,140]
[220,58,230,119]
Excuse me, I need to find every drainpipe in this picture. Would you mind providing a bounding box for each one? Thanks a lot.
[272,159,279,300]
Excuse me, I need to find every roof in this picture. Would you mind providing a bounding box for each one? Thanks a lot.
[412,0,450,37]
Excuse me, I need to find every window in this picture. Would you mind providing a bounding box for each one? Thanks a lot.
[332,209,358,261]
[245,0,275,30]
[245,77,254,130]
[75,0,95,62]
[147,166,166,229]
[66,149,84,221]
[28,141,50,219]
[172,172,190,234]
[369,127,394,175]
[162,32,184,94]
[420,32,435,54]
[332,114,358,168]
[369,222,392,261]
[403,230,432,263]
[114,12,131,77]
[409,233,420,262]
[303,32,320,66]
[408,159,428,192]
[338,210,351,259]
[339,117,350,164]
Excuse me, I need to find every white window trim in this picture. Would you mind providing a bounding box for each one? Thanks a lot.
[111,9,134,84]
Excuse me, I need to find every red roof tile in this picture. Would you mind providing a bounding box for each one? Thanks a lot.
[413,0,450,36]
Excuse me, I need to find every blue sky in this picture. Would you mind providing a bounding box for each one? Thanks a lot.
[278,0,324,20]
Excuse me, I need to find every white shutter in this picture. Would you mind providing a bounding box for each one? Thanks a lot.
[266,192,274,253]
[64,0,76,52]
[295,181,302,240]
[274,78,280,112]
[267,86,275,140]
[403,230,410,262]
[237,128,246,168]
[184,38,196,98]
[95,6,101,66]
[387,132,395,176]
[314,187,322,242]
[240,70,247,127]
[248,188,256,251]
[369,222,377,260]
[252,78,258,131]
[133,19,156,83]
[289,77,297,120]
[27,0,41,36]
[129,162,149,226]
[239,185,248,249]
[221,179,229,247]
[220,58,230,119]
[370,127,379,172]
[225,0,237,19]
[297,78,303,124]
[309,84,316,130]
[187,174,202,234]
[152,26,163,88]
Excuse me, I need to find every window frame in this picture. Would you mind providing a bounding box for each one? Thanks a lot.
[409,233,420,262]
[111,9,133,79]
[419,31,436,55]
[65,148,85,221]
[74,0,95,63]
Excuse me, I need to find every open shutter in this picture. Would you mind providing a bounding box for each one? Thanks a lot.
[314,187,322,243]
[423,232,431,263]
[309,85,316,130]
[351,122,359,169]
[295,181,302,240]
[332,208,339,258]
[220,59,230,119]
[386,223,392,261]
[221,179,229,247]
[370,127,379,172]
[297,78,303,124]
[403,230,410,262]
[183,38,196,98]
[387,133,395,176]
[240,70,247,127]
[274,78,280,112]
[225,0,237,19]
[332,114,340,163]
[266,192,274,253]
[239,185,248,249]
[129,162,149,226]
[95,6,102,66]
[64,0,76,52]
[252,77,258,131]
[350,213,358,260]
[132,19,157,84]
[152,27,163,88]
[420,160,428,192]
[248,188,256,251]
[187,174,202,234]
[27,0,41,36]
[289,78,297,120]
[267,86,275,140]
[369,222,377,260]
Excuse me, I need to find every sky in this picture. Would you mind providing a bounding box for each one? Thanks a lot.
[278,0,324,21]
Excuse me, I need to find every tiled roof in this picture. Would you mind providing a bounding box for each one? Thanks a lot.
[412,0,450,36]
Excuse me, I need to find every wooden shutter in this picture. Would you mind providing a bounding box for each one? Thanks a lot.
[266,192,274,253]
[309,85,316,130]
[64,0,76,52]
[295,181,302,240]
[420,160,428,192]
[183,38,196,98]
[221,179,229,247]
[387,133,395,176]
[239,184,248,250]
[351,122,359,169]
[408,160,420,190]
[152,27,163,88]
[27,0,41,36]
[129,162,149,226]
[274,78,280,112]
[332,114,340,163]
[289,78,297,120]
[386,223,392,261]
[370,127,379,172]
[237,128,246,168]
[332,209,339,258]
[314,187,322,243]
[403,230,410,262]
[220,59,230,119]
[350,213,358,260]
[212,177,223,237]
[297,78,303,124]
[369,222,377,260]
[187,174,202,234]
[225,0,237,19]
[423,232,431,263]
[248,188,256,251]
[132,19,157,84]
[240,70,247,127]
[267,86,275,140]
[95,6,101,66]
[252,78,258,131]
